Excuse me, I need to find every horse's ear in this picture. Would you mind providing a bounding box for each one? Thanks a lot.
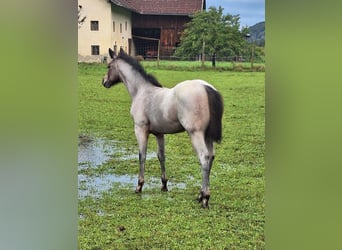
[109,48,116,59]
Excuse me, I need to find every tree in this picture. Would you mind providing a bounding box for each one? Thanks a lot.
[78,5,86,29]
[175,6,249,59]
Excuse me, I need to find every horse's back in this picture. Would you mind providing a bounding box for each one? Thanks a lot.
[174,80,216,92]
[173,80,216,100]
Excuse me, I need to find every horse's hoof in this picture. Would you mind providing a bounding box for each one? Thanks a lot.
[197,191,204,202]
[161,178,168,192]
[201,197,210,208]
[135,185,143,193]
[201,201,209,209]
[135,180,144,193]
[198,192,210,208]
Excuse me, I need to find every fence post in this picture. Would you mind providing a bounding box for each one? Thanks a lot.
[202,41,205,67]
[157,39,160,67]
[212,52,216,67]
[251,41,255,71]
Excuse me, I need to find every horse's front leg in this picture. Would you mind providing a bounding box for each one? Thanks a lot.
[134,125,149,193]
[156,134,168,191]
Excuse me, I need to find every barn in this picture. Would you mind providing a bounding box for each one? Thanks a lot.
[78,0,205,62]
[118,0,206,58]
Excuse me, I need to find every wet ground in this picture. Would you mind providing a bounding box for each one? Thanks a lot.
[78,135,186,198]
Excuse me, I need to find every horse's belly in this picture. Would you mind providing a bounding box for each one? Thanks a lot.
[149,119,184,134]
[149,92,185,134]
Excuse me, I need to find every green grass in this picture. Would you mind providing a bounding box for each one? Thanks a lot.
[78,62,265,249]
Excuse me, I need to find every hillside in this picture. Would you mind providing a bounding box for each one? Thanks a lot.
[249,21,265,46]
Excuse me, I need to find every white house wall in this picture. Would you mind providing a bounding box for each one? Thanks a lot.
[111,5,134,56]
[78,0,132,63]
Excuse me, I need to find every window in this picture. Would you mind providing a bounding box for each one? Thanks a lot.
[125,21,127,31]
[90,21,99,31]
[91,45,100,55]
[120,23,122,33]
[113,21,115,32]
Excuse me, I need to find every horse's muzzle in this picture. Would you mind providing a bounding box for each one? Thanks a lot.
[102,79,112,88]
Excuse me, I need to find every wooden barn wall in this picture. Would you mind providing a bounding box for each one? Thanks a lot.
[132,14,190,57]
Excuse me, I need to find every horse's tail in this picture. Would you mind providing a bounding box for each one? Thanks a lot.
[204,85,224,144]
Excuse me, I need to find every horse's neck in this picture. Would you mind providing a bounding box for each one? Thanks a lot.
[118,61,152,99]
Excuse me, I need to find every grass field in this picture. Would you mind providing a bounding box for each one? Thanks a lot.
[78,62,265,249]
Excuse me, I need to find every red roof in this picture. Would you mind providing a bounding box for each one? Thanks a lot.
[111,0,205,16]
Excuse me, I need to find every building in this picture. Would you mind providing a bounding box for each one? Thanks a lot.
[78,0,133,62]
[78,0,205,62]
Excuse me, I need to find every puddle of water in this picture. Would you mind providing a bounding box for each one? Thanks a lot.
[146,176,187,190]
[78,173,136,198]
[78,135,187,199]
[78,135,156,168]
[78,173,187,199]
[78,135,122,168]
[118,151,157,161]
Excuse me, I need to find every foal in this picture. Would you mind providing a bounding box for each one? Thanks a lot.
[102,48,223,208]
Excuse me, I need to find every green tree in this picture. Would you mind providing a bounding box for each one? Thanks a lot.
[175,6,248,59]
[78,5,86,29]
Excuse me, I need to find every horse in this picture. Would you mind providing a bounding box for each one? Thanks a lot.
[102,48,223,208]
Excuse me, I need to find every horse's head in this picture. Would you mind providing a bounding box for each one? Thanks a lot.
[102,48,121,88]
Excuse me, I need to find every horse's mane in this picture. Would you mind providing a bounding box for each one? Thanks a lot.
[118,50,162,88]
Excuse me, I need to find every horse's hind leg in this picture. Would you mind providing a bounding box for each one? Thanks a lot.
[190,131,214,208]
[156,134,168,191]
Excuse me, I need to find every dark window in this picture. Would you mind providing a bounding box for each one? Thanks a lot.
[125,21,127,31]
[90,21,99,31]
[91,45,100,55]
[113,21,115,32]
[120,23,122,33]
